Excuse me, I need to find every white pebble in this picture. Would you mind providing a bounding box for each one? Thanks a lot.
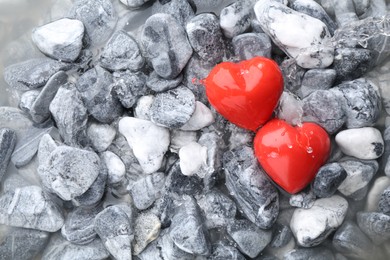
[335,127,384,160]
[179,142,208,176]
[134,95,154,120]
[180,101,215,131]
[87,122,116,152]
[119,117,170,174]
[170,130,197,153]
[101,151,126,185]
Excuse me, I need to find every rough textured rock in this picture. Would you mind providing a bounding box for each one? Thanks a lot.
[0,128,16,182]
[133,212,161,255]
[313,162,347,198]
[357,211,390,245]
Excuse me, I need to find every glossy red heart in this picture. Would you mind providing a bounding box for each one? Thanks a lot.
[204,57,284,131]
[254,119,331,194]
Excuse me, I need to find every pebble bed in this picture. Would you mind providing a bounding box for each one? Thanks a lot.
[0,0,390,259]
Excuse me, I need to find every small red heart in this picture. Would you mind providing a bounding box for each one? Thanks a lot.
[254,119,331,194]
[204,57,284,131]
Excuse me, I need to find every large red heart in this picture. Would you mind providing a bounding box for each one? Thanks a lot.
[204,57,284,131]
[254,119,331,194]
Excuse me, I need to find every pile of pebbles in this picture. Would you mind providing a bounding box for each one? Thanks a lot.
[1,0,390,259]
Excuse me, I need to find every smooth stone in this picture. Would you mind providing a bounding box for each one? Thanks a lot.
[146,71,182,93]
[151,0,195,25]
[290,195,348,247]
[365,176,390,212]
[120,0,152,9]
[0,185,64,232]
[232,32,272,60]
[32,18,84,62]
[276,91,303,126]
[336,127,384,160]
[169,130,197,153]
[19,89,40,114]
[179,142,207,176]
[269,224,293,248]
[30,71,68,123]
[4,58,70,90]
[0,128,16,182]
[313,162,347,198]
[101,151,126,185]
[72,168,107,207]
[357,211,390,245]
[134,95,154,120]
[283,247,335,260]
[220,1,252,38]
[133,212,161,255]
[254,0,334,68]
[37,133,57,166]
[38,146,101,201]
[379,186,390,214]
[180,101,215,131]
[99,30,144,71]
[87,122,116,153]
[118,117,170,174]
[209,242,246,260]
[298,69,336,98]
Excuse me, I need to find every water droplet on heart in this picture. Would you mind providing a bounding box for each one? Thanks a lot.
[287,144,293,149]
[269,152,279,158]
[306,147,313,153]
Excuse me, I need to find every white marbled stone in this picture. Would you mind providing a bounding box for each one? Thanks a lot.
[169,130,197,153]
[290,195,348,247]
[134,95,154,120]
[32,18,84,62]
[180,101,215,131]
[179,142,208,176]
[87,122,116,153]
[118,117,170,174]
[254,0,334,69]
[101,151,126,185]
[276,91,303,126]
[335,127,384,160]
[365,176,390,212]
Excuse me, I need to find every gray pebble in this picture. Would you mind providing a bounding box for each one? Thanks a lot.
[208,241,246,260]
[169,196,210,255]
[298,69,336,98]
[19,89,40,114]
[133,212,161,255]
[37,133,57,166]
[151,0,195,25]
[135,239,163,260]
[101,151,126,185]
[159,229,193,260]
[49,84,88,147]
[146,71,183,93]
[186,13,225,64]
[4,58,70,90]
[331,78,381,129]
[0,185,64,232]
[232,33,272,60]
[0,128,16,182]
[313,162,347,198]
[68,0,117,46]
[220,1,252,38]
[332,0,359,26]
[357,211,390,245]
[280,59,306,94]
[76,66,123,123]
[227,219,272,258]
[289,189,316,209]
[269,224,293,248]
[142,13,193,79]
[223,146,279,229]
[283,246,335,260]
[100,30,144,71]
[87,122,116,153]
[379,186,390,214]
[150,86,195,128]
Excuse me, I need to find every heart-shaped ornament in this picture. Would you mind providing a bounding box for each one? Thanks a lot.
[204,56,284,131]
[254,119,331,194]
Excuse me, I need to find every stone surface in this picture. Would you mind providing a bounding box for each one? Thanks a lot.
[180,101,215,131]
[169,130,197,154]
[151,0,194,25]
[32,18,84,62]
[72,168,107,207]
[379,186,390,214]
[289,189,316,209]
[276,91,303,126]
[357,211,390,245]
[133,212,161,255]
[101,151,126,185]
[146,71,182,93]
[298,69,336,98]
[0,128,16,182]
[0,107,33,141]
[87,122,116,153]
[283,247,335,260]
[365,176,390,212]
[232,32,272,60]
[134,95,154,120]
[120,0,152,9]
[313,162,347,198]
[179,142,207,176]
[220,1,252,38]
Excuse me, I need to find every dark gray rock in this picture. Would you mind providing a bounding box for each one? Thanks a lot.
[146,71,183,93]
[150,86,195,128]
[280,59,306,94]
[151,0,195,25]
[0,227,50,260]
[49,83,88,147]
[76,66,123,123]
[223,146,279,229]
[227,219,272,258]
[379,186,390,214]
[298,69,336,98]
[283,247,335,260]
[142,13,193,79]
[331,78,382,129]
[99,30,144,71]
[30,71,68,123]
[4,58,70,90]
[313,162,347,198]
[68,0,117,46]
[232,33,272,60]
[111,70,148,108]
[208,242,246,260]
[61,205,102,245]
[197,189,236,229]
[128,172,166,210]
[220,1,252,38]
[357,211,390,245]
[0,128,16,182]
[269,224,293,248]
[0,185,64,232]
[186,13,224,64]
[169,196,210,255]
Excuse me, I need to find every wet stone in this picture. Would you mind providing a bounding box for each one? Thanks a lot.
[94,204,134,260]
[68,0,117,46]
[150,86,196,129]
[38,145,101,201]
[283,247,335,260]
[151,0,195,25]
[49,84,88,147]
[0,227,50,260]
[111,70,148,109]
[4,58,70,90]
[276,91,303,126]
[186,13,225,64]
[220,1,252,38]
[232,33,272,60]
[31,18,84,62]
[99,30,144,72]
[331,78,382,129]
[0,185,64,232]
[313,162,347,198]
[30,71,68,123]
[87,122,116,153]
[128,172,166,210]
[209,241,246,260]
[146,71,182,93]
[280,59,306,94]
[169,196,210,255]
[223,146,279,229]
[0,128,16,182]
[75,66,123,124]
[141,13,193,79]
[61,205,102,245]
[133,212,161,255]
[379,186,390,214]
[298,69,336,98]
[357,211,390,245]
[227,219,272,258]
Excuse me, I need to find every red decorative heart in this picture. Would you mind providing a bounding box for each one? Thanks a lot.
[204,57,284,131]
[254,119,331,194]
